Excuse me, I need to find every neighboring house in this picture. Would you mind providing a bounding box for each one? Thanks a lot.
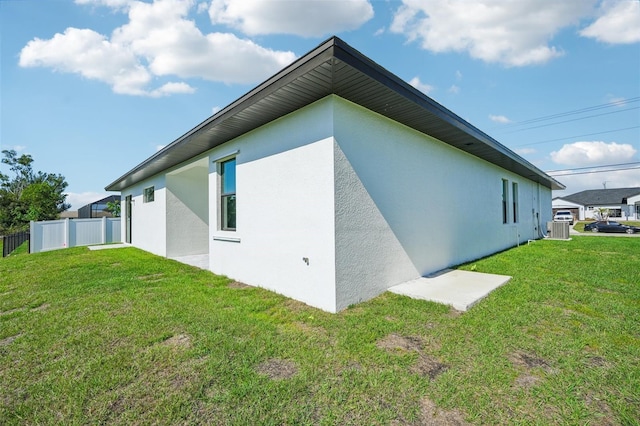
[553,187,640,221]
[106,37,564,313]
[78,195,120,218]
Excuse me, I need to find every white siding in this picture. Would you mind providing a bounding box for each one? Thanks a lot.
[208,97,338,312]
[166,160,209,257]
[332,97,550,310]
[122,175,167,257]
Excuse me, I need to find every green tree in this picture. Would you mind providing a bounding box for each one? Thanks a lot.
[106,199,121,218]
[0,149,70,233]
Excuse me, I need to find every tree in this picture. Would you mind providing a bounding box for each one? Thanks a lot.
[0,149,70,234]
[594,207,609,222]
[106,199,121,218]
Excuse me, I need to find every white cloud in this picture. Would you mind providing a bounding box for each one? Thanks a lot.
[66,191,110,210]
[489,114,511,124]
[75,0,133,9]
[580,0,640,44]
[550,141,637,166]
[515,147,536,155]
[208,0,374,37]
[448,84,460,94]
[409,76,434,94]
[390,0,595,66]
[455,70,462,80]
[212,106,222,114]
[19,0,297,96]
[156,144,166,151]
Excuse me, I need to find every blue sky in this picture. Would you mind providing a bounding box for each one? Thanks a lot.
[2,0,639,209]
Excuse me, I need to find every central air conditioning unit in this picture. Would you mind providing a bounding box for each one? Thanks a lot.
[547,222,570,240]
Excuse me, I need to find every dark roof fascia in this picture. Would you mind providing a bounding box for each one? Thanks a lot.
[105,39,337,191]
[330,38,563,190]
[106,36,563,192]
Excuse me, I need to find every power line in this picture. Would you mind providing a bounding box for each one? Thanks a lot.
[492,96,640,131]
[512,125,640,147]
[548,166,640,176]
[546,162,640,176]
[501,106,640,134]
[546,161,640,173]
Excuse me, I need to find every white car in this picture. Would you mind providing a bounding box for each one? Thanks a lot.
[553,210,574,225]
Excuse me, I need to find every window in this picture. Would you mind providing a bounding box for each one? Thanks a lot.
[143,186,154,203]
[502,179,509,224]
[512,182,519,223]
[220,158,236,230]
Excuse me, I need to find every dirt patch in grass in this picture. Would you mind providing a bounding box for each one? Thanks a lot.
[0,307,24,316]
[510,351,555,373]
[586,356,609,368]
[31,303,50,312]
[0,334,22,347]
[411,355,449,380]
[227,280,251,289]
[138,273,165,282]
[162,334,191,349]
[255,358,298,380]
[513,374,540,389]
[447,307,464,318]
[377,333,423,352]
[291,321,327,336]
[396,397,469,425]
[584,392,616,426]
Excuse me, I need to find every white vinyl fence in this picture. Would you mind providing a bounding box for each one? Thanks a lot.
[30,217,121,254]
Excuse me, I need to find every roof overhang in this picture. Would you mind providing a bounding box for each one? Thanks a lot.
[106,36,564,192]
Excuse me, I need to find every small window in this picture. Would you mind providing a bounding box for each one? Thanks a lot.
[512,182,519,223]
[143,186,155,203]
[502,179,509,224]
[220,158,236,230]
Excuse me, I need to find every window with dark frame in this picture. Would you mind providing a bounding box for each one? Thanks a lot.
[512,182,519,223]
[220,158,236,230]
[502,179,509,224]
[143,186,154,203]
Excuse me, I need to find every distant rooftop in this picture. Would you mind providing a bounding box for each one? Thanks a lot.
[556,187,640,205]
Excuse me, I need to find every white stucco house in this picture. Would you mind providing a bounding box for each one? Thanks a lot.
[553,187,640,221]
[106,37,564,313]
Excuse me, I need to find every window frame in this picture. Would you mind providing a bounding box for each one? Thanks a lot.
[512,182,519,223]
[219,158,236,231]
[143,186,155,203]
[502,179,509,224]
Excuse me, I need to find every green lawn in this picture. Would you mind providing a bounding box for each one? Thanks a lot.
[1,239,639,425]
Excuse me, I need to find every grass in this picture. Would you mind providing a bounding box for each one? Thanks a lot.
[1,238,639,425]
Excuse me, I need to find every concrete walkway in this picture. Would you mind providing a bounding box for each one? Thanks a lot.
[88,243,129,251]
[170,254,209,270]
[388,269,511,311]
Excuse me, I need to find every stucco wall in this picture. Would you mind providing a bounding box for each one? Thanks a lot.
[121,174,167,257]
[166,161,209,257]
[332,97,550,310]
[208,97,338,312]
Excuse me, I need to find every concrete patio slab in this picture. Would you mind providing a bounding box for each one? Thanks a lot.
[388,269,511,311]
[170,254,209,270]
[88,243,129,251]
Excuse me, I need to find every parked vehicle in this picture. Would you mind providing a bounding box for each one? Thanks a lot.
[583,221,640,234]
[553,210,574,225]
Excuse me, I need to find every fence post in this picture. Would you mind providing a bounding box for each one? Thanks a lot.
[65,218,70,248]
[102,216,107,244]
[30,221,35,254]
